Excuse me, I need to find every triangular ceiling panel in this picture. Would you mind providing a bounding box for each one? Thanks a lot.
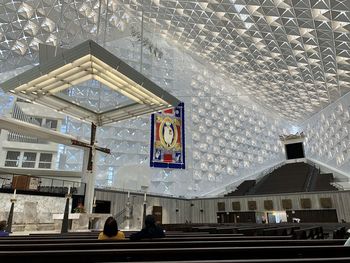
[0,0,350,124]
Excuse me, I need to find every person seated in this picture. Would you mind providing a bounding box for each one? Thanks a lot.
[0,220,9,237]
[98,216,125,240]
[130,214,165,241]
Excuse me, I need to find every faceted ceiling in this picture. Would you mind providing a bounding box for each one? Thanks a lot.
[1,0,350,123]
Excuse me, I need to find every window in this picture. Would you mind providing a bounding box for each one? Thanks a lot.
[22,152,37,168]
[33,117,43,126]
[29,117,58,130]
[5,151,20,167]
[39,153,53,169]
[45,119,58,130]
[4,151,53,169]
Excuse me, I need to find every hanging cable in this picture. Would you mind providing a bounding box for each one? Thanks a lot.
[96,0,103,112]
[140,0,144,73]
[96,0,103,43]
[103,0,109,47]
[55,0,66,56]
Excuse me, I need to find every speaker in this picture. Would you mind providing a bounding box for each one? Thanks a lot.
[282,199,292,210]
[232,201,241,211]
[248,201,257,210]
[300,198,311,209]
[217,202,225,211]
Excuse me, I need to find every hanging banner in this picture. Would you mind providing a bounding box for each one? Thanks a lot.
[150,102,185,169]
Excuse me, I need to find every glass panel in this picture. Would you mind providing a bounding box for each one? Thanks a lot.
[5,151,20,167]
[45,119,58,129]
[56,80,134,113]
[22,152,37,168]
[38,153,53,169]
[40,153,53,162]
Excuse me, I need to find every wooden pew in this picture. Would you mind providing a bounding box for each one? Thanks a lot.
[263,226,300,236]
[191,226,218,232]
[293,226,324,239]
[0,239,346,251]
[107,259,350,263]
[1,233,244,240]
[1,245,350,263]
[214,227,238,234]
[237,226,277,236]
[0,235,296,244]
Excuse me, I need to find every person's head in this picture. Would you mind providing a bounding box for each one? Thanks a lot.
[145,214,156,228]
[0,220,7,231]
[103,217,119,237]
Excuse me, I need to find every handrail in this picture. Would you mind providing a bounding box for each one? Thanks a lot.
[115,208,127,223]
[304,164,318,192]
[0,173,86,196]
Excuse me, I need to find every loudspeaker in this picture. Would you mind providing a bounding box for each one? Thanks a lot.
[232,201,241,211]
[300,198,311,209]
[282,199,292,210]
[217,202,225,211]
[248,201,257,210]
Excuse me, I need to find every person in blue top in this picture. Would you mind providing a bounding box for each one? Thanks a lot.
[0,220,9,237]
[130,214,165,241]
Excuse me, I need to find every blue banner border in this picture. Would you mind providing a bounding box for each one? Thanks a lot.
[150,102,185,169]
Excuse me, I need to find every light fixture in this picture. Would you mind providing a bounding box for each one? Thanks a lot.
[1,40,180,126]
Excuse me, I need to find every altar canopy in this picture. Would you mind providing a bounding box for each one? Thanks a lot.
[0,40,180,126]
[150,102,185,169]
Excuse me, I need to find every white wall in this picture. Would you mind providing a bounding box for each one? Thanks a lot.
[96,189,350,224]
[302,92,350,179]
[62,33,292,198]
[0,192,67,224]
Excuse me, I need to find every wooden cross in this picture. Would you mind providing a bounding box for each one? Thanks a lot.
[71,122,110,171]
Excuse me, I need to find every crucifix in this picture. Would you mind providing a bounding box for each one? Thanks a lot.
[71,122,111,213]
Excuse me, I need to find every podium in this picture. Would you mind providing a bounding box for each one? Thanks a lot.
[53,213,111,231]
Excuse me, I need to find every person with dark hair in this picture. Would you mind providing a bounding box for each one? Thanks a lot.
[98,217,125,240]
[0,220,9,237]
[130,214,165,241]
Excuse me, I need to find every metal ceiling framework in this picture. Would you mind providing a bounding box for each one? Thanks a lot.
[119,0,350,122]
[0,0,349,122]
[0,40,180,125]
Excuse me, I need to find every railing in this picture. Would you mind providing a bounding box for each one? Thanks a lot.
[0,173,86,196]
[115,208,127,223]
[247,162,286,195]
[8,103,48,144]
[306,158,349,181]
[222,161,287,196]
[331,182,345,190]
[304,164,318,192]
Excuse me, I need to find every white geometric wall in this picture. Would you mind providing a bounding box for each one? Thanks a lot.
[7,0,350,197]
[302,92,350,175]
[189,65,289,196]
[61,33,291,197]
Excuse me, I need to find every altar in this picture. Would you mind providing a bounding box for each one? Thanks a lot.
[53,213,111,231]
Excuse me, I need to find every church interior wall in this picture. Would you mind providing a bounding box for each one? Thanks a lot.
[1,188,349,231]
[302,92,350,178]
[95,189,350,224]
[60,33,292,198]
[0,192,66,231]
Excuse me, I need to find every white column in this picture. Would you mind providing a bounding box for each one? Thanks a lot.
[82,148,97,214]
[125,195,131,230]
